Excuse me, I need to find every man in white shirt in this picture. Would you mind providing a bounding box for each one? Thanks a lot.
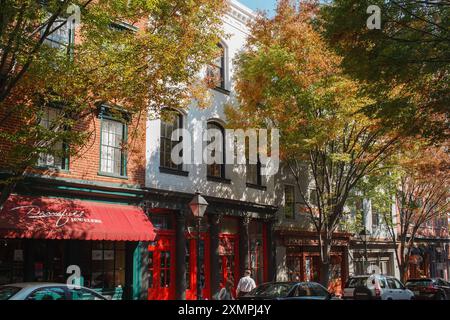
[236,269,256,298]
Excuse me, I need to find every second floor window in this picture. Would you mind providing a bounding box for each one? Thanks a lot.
[284,185,295,219]
[43,17,75,56]
[309,188,318,206]
[372,210,379,228]
[160,109,183,171]
[37,106,68,169]
[206,43,225,90]
[246,156,262,186]
[206,121,225,179]
[100,118,127,176]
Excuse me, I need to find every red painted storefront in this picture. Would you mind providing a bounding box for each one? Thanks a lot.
[278,230,351,297]
[146,209,272,300]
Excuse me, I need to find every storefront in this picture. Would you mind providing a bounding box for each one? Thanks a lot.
[349,240,398,278]
[144,189,277,300]
[275,230,350,296]
[0,194,155,299]
[409,241,449,280]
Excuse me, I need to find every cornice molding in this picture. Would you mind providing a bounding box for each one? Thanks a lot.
[226,0,255,26]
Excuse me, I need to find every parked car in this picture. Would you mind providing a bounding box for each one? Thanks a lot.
[405,278,450,300]
[238,282,337,300]
[343,275,414,300]
[0,283,108,300]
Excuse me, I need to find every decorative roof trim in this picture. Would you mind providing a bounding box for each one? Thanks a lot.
[227,0,256,25]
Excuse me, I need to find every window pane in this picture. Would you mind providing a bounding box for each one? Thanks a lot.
[284,186,295,219]
[207,122,224,178]
[70,289,103,300]
[160,110,182,170]
[207,43,225,89]
[37,107,65,168]
[100,119,125,175]
[27,287,66,300]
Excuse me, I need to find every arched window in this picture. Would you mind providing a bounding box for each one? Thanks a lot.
[207,43,225,90]
[206,121,225,179]
[160,109,183,171]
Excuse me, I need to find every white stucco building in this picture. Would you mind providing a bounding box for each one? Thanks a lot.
[144,1,278,300]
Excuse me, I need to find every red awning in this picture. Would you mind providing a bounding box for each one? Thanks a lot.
[0,195,156,241]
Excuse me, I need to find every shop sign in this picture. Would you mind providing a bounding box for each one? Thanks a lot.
[10,205,103,228]
[284,238,313,246]
[284,237,347,246]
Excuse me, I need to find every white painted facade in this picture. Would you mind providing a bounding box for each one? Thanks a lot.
[347,198,400,279]
[145,1,276,208]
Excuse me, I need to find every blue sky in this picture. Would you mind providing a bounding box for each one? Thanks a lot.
[239,0,277,15]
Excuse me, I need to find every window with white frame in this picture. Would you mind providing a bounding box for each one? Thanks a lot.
[160,109,183,171]
[100,118,127,176]
[37,107,67,169]
[42,17,74,54]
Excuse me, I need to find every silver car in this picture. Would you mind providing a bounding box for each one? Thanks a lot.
[0,283,108,300]
[343,275,414,300]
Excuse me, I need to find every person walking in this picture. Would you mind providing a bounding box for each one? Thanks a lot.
[218,280,234,300]
[236,269,256,298]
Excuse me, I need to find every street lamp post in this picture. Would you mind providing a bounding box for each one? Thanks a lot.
[189,192,208,300]
[359,229,369,274]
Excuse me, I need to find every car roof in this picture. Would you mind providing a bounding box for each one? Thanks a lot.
[259,281,325,286]
[1,282,95,290]
[1,282,63,288]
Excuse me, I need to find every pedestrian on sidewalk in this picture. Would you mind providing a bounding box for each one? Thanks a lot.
[236,269,256,298]
[218,280,234,300]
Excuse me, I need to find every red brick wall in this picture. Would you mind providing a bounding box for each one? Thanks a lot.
[0,108,147,187]
[0,18,149,188]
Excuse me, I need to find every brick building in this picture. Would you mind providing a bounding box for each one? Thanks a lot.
[0,17,154,300]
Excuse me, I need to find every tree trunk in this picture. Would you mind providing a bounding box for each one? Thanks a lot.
[399,261,409,284]
[319,261,330,288]
[319,235,332,288]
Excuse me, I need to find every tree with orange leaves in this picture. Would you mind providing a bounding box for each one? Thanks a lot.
[362,142,449,283]
[226,0,401,287]
[0,0,226,209]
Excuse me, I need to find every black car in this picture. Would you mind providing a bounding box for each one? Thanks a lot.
[405,278,450,300]
[237,282,335,300]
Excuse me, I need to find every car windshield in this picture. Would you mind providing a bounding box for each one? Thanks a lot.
[406,279,433,287]
[0,286,21,300]
[249,283,293,297]
[346,277,368,288]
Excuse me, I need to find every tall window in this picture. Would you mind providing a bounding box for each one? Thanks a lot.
[206,43,225,90]
[160,109,183,170]
[100,118,127,176]
[206,121,225,179]
[284,185,295,219]
[43,17,75,56]
[372,210,379,228]
[309,188,318,206]
[85,241,125,290]
[246,154,262,186]
[37,106,68,169]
